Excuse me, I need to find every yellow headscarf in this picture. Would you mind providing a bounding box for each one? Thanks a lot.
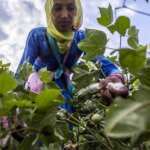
[45,0,83,53]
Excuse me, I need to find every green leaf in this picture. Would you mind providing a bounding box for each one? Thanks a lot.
[119,47,146,75]
[132,131,150,146]
[54,121,73,141]
[138,67,150,87]
[0,71,16,94]
[72,62,105,92]
[72,63,89,81]
[115,16,130,36]
[105,98,150,138]
[39,126,60,145]
[39,68,52,83]
[48,143,61,150]
[107,24,116,34]
[78,29,107,61]
[128,26,139,37]
[146,58,150,67]
[0,61,2,67]
[43,81,60,90]
[15,60,33,85]
[48,143,62,150]
[132,85,150,101]
[39,146,49,150]
[16,134,36,150]
[73,69,104,92]
[29,113,57,130]
[0,61,10,70]
[2,63,11,68]
[128,37,139,49]
[35,89,61,110]
[0,94,18,115]
[106,56,118,64]
[127,26,139,49]
[97,4,113,26]
[16,100,35,108]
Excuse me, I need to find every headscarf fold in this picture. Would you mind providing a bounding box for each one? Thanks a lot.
[45,0,83,53]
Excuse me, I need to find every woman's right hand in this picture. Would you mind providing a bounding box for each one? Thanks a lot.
[25,72,43,94]
[99,75,129,105]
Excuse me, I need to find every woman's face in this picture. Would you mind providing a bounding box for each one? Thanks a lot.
[51,0,77,32]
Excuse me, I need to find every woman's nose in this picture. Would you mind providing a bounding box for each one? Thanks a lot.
[61,8,69,18]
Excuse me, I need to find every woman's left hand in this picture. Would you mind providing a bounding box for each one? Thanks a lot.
[99,74,129,105]
[25,72,43,94]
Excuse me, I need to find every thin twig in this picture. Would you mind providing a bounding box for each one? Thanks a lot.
[66,113,113,150]
[120,35,122,49]
[76,140,98,146]
[123,5,150,16]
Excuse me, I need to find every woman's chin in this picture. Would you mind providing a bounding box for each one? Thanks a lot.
[57,26,73,33]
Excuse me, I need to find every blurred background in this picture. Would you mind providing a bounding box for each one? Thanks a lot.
[0,0,150,71]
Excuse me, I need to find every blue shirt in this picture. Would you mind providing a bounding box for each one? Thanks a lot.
[16,27,119,76]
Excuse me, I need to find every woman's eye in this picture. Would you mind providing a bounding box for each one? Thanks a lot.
[54,6,62,11]
[67,5,75,11]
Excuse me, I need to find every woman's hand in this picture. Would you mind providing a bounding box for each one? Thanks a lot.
[99,74,129,105]
[25,72,43,94]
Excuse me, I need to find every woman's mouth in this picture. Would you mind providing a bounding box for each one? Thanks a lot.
[59,22,70,25]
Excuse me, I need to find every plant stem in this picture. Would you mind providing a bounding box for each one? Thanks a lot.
[76,140,98,146]
[67,113,113,150]
[10,127,39,134]
[66,118,81,127]
[97,100,108,109]
[0,95,7,115]
[120,36,122,49]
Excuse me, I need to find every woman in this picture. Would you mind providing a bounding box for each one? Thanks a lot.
[15,0,128,116]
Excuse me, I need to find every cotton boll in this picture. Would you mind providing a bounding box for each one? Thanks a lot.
[107,82,125,90]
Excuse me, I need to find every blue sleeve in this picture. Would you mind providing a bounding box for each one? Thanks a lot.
[92,56,120,76]
[15,30,39,76]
